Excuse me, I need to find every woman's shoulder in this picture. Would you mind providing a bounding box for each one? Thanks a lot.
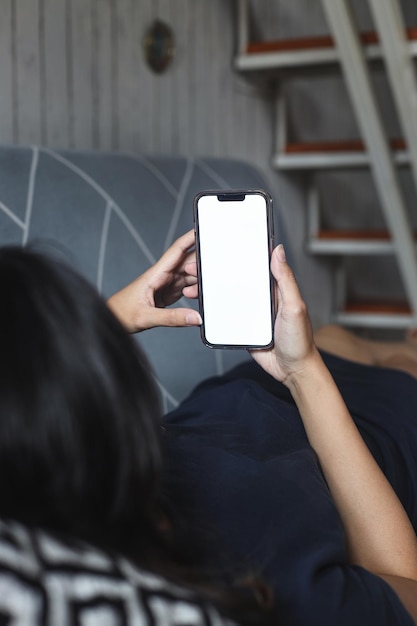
[0,517,234,625]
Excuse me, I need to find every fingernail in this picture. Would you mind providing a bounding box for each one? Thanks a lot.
[186,312,203,326]
[276,244,286,262]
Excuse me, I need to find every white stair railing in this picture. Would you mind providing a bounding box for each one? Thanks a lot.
[321,0,417,321]
[368,0,417,202]
[235,0,417,326]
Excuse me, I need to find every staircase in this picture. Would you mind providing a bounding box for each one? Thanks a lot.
[235,0,417,331]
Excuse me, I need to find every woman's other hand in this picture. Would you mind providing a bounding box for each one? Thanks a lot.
[250,244,319,385]
[107,230,201,332]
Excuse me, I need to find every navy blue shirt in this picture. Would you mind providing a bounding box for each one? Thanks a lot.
[164,354,417,625]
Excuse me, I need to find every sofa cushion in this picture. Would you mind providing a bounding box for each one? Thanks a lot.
[0,146,285,407]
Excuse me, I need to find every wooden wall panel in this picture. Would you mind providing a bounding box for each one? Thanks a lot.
[69,0,94,149]
[151,0,174,153]
[1,0,416,167]
[15,0,42,144]
[43,0,69,147]
[0,1,13,144]
[0,0,273,168]
[168,0,189,155]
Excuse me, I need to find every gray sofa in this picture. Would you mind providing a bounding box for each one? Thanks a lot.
[0,145,285,408]
[0,146,291,622]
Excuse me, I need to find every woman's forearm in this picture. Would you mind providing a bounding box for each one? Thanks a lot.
[286,348,417,582]
[251,245,417,620]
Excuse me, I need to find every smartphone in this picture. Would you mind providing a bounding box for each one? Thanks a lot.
[193,189,275,349]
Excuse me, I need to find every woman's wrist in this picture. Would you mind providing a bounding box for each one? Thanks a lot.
[107,290,142,333]
[283,347,325,396]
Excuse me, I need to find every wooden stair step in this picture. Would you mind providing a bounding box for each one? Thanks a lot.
[334,300,414,328]
[308,230,417,254]
[344,301,412,314]
[317,229,393,240]
[246,27,417,55]
[273,139,409,169]
[316,229,417,242]
[236,27,417,71]
[285,138,407,153]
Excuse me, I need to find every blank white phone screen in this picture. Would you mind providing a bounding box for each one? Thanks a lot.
[197,193,273,347]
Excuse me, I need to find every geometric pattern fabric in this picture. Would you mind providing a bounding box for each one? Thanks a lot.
[0,517,233,625]
[0,146,273,408]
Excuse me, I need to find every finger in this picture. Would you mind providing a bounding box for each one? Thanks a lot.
[174,228,195,250]
[184,261,197,277]
[182,249,196,266]
[143,307,202,330]
[156,230,196,272]
[182,272,197,287]
[271,244,304,309]
[183,284,198,299]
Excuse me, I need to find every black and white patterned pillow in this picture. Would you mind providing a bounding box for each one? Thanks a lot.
[0,518,233,625]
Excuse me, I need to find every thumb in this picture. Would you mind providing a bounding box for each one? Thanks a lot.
[143,307,203,330]
[271,244,302,306]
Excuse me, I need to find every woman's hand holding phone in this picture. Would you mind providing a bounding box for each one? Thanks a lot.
[106,214,318,389]
[107,230,202,333]
[250,244,319,386]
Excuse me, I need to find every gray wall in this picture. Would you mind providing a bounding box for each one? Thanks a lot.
[1,0,416,327]
[0,0,309,313]
[0,0,273,166]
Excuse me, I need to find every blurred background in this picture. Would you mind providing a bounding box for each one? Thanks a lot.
[1,0,417,335]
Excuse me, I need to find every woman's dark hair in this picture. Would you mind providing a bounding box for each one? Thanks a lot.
[0,245,275,625]
[0,245,163,558]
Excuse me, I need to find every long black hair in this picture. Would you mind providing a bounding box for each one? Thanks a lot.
[0,245,163,558]
[0,245,276,625]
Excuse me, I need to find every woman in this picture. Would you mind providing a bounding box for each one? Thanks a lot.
[2,231,417,625]
[109,230,417,625]
[0,242,273,625]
